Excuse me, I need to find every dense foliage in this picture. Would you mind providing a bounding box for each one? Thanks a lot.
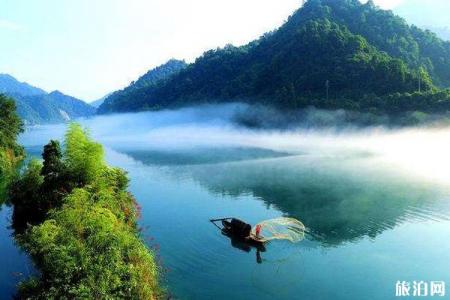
[0,94,24,198]
[10,123,161,299]
[287,0,450,87]
[0,74,95,124]
[98,0,450,117]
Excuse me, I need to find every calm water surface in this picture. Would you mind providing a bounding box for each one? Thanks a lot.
[0,205,33,299]
[2,110,450,299]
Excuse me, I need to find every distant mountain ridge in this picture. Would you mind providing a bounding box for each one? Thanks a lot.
[0,73,46,96]
[90,93,112,108]
[98,0,450,117]
[0,74,95,124]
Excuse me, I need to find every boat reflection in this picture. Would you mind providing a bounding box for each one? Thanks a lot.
[211,218,267,264]
[222,230,266,264]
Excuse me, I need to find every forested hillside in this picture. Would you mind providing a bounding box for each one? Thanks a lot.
[98,0,450,116]
[287,0,450,87]
[0,74,95,124]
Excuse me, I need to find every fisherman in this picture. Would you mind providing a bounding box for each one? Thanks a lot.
[255,224,262,238]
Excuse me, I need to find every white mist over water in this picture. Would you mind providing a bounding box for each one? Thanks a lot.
[20,104,450,184]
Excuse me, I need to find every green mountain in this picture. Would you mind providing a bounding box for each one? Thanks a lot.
[98,0,450,116]
[0,74,95,124]
[99,59,187,113]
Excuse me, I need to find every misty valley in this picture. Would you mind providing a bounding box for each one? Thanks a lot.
[2,107,450,299]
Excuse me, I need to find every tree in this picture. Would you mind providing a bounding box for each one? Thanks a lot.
[0,94,23,156]
[9,160,44,230]
[40,140,73,210]
[0,94,23,199]
[12,123,162,299]
[41,140,64,183]
[64,123,105,185]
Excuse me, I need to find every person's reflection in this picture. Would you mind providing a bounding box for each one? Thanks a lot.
[222,231,266,264]
[256,249,262,264]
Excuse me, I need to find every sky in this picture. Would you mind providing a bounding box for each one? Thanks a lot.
[0,0,448,102]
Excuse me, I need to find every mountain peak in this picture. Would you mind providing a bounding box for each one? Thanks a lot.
[49,90,65,96]
[0,73,16,80]
[134,59,187,88]
[0,73,47,96]
[99,0,450,116]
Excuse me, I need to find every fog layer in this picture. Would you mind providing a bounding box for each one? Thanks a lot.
[20,103,450,184]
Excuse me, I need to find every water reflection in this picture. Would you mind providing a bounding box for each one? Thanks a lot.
[125,149,450,246]
[124,147,290,166]
[210,218,266,264]
[0,203,33,299]
[223,230,266,264]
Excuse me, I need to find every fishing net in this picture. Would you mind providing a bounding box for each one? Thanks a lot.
[250,217,305,243]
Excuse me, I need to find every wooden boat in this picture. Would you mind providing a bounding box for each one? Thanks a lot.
[210,218,266,248]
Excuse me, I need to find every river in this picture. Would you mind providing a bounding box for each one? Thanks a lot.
[2,106,450,299]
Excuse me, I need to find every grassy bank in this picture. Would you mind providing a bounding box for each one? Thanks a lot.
[10,123,162,299]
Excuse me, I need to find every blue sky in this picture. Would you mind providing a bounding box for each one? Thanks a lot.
[0,0,448,102]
